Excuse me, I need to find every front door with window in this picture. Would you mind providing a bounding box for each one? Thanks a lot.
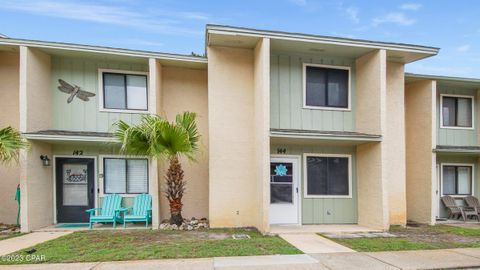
[56,158,95,223]
[269,157,299,224]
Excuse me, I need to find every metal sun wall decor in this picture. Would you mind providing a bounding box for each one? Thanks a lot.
[57,79,96,103]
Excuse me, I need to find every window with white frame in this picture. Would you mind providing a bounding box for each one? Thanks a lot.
[104,158,148,194]
[305,155,351,197]
[442,164,473,196]
[101,71,148,111]
[304,64,350,109]
[441,95,473,128]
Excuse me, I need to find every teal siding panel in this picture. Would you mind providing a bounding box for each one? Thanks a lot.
[271,144,357,224]
[436,86,478,146]
[270,52,355,132]
[51,56,148,132]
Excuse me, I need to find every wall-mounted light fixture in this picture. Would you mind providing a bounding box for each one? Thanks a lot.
[40,155,51,166]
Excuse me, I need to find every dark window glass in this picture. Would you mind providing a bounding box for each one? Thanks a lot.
[442,165,472,195]
[103,73,148,110]
[307,156,349,196]
[270,162,294,203]
[442,96,472,127]
[305,66,348,108]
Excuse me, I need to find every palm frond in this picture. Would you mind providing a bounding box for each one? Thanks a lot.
[0,126,29,164]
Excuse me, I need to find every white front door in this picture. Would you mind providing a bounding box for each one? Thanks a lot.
[269,157,299,225]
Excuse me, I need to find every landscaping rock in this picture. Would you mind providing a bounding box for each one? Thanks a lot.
[158,218,209,231]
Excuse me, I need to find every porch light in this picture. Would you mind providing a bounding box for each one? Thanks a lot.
[40,155,51,166]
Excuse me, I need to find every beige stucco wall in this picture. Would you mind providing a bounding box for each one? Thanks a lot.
[405,80,437,224]
[19,47,53,232]
[208,45,260,228]
[20,141,53,232]
[386,61,407,225]
[253,38,270,232]
[0,51,20,224]
[355,49,390,230]
[19,47,52,133]
[159,66,209,221]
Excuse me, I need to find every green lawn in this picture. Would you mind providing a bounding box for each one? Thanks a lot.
[325,225,480,252]
[0,228,301,264]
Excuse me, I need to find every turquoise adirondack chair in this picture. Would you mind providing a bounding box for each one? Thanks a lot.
[121,193,152,228]
[86,194,123,229]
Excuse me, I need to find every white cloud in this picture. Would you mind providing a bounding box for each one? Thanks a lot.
[457,44,471,52]
[0,0,206,36]
[372,12,416,26]
[288,0,307,6]
[400,3,422,11]
[346,7,359,24]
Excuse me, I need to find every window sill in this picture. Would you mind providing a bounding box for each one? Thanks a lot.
[439,126,474,130]
[99,108,151,114]
[304,195,352,199]
[303,106,351,112]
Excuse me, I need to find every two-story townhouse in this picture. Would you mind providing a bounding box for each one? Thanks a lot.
[0,40,209,232]
[406,73,480,224]
[0,25,442,233]
[206,25,438,232]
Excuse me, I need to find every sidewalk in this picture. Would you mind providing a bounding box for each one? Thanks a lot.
[0,232,72,256]
[3,248,480,269]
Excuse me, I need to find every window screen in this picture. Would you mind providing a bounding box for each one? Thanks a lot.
[306,156,349,196]
[305,66,349,108]
[442,96,473,127]
[103,72,148,111]
[104,158,148,194]
[442,165,472,195]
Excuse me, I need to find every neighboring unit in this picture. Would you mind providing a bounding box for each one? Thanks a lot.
[405,73,480,224]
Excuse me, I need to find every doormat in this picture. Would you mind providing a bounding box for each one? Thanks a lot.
[55,223,89,228]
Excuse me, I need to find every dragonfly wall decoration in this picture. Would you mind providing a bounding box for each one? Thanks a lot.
[57,79,96,103]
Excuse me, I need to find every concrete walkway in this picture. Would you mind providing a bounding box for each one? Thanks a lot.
[0,232,72,256]
[4,248,480,269]
[279,233,354,253]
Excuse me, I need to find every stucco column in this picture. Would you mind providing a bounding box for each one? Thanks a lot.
[253,38,271,233]
[405,80,437,224]
[355,49,390,230]
[149,158,160,228]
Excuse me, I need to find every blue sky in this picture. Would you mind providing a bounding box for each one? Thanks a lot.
[0,0,479,78]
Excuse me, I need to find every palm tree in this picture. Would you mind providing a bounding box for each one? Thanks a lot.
[114,112,200,225]
[0,126,29,164]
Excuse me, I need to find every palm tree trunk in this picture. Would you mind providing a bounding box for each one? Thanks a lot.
[165,155,185,225]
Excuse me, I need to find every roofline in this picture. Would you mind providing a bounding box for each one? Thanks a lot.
[0,38,207,64]
[405,72,480,84]
[206,24,440,55]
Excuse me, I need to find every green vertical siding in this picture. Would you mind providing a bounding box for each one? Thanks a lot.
[436,155,480,218]
[437,85,478,146]
[270,52,356,132]
[51,56,148,132]
[270,144,358,224]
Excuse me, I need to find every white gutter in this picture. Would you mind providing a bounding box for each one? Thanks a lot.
[0,38,207,64]
[270,131,382,141]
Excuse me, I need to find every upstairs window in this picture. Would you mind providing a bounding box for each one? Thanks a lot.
[100,70,148,111]
[304,64,350,110]
[441,95,473,128]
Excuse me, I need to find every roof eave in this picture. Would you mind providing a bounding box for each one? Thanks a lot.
[0,38,208,64]
[206,24,439,55]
